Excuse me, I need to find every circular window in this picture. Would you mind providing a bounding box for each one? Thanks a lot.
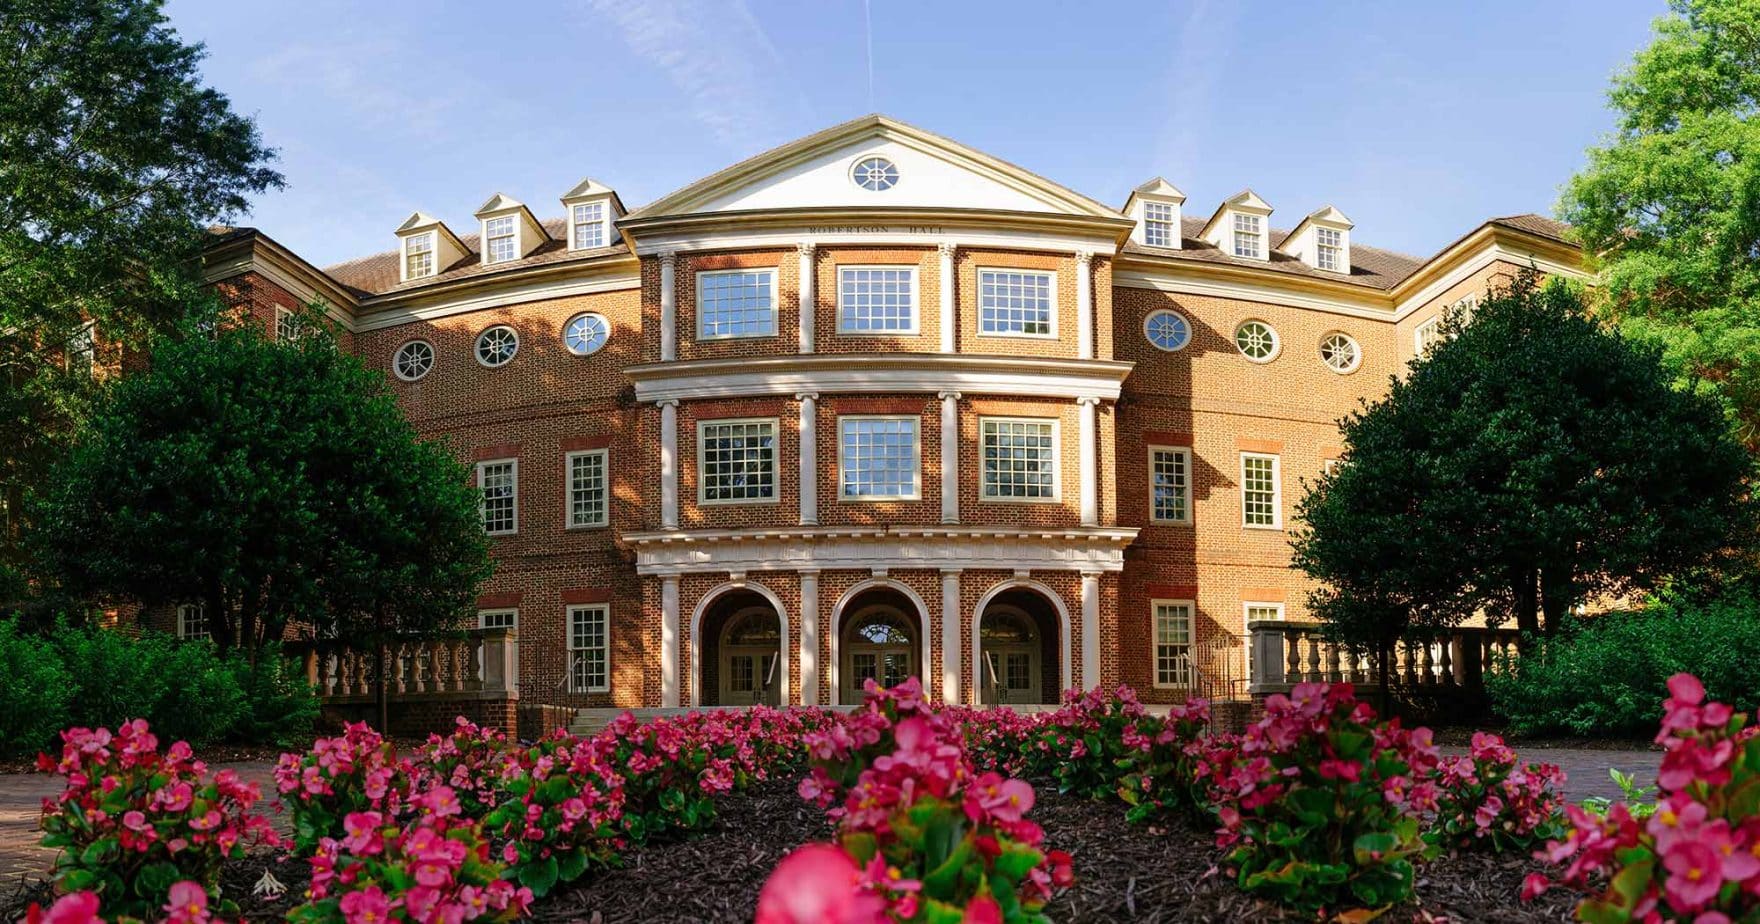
[1144,309,1192,352]
[1234,320,1280,362]
[474,325,519,368]
[393,340,434,381]
[851,156,899,191]
[1319,332,1361,374]
[563,312,610,356]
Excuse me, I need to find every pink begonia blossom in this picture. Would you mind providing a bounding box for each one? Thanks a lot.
[755,843,886,924]
[1665,840,1726,911]
[162,880,209,924]
[338,884,392,924]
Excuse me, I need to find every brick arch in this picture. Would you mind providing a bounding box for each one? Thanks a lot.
[827,578,932,707]
[972,578,1072,701]
[689,580,790,707]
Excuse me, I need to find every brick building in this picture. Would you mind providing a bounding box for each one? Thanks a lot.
[199,115,1585,709]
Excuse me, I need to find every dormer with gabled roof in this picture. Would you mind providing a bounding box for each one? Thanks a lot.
[1122,178,1186,249]
[560,178,627,251]
[1199,189,1273,261]
[1281,205,1354,273]
[473,193,549,266]
[394,212,468,283]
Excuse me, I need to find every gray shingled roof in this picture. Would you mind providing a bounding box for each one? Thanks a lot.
[321,217,629,297]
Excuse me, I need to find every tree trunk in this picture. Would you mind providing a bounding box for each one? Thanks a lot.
[206,585,232,652]
[374,605,389,733]
[1539,569,1572,636]
[1512,570,1540,640]
[1377,638,1394,719]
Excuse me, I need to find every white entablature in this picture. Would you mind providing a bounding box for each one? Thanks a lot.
[623,525,1139,576]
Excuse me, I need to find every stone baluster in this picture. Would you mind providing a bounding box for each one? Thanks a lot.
[1420,641,1437,686]
[1326,641,1342,683]
[1284,627,1303,682]
[1439,636,1455,686]
[1304,633,1322,683]
[1402,640,1420,685]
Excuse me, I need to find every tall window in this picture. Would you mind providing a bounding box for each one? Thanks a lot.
[697,269,777,339]
[698,419,777,503]
[978,269,1055,337]
[484,216,518,263]
[1143,201,1176,247]
[177,604,210,641]
[838,267,916,334]
[839,417,919,500]
[66,323,95,372]
[1315,227,1343,271]
[1153,600,1192,688]
[275,307,297,343]
[567,449,608,528]
[404,232,435,278]
[477,459,518,534]
[1414,316,1445,357]
[571,201,605,249]
[1232,213,1263,259]
[1240,453,1281,529]
[568,604,609,693]
[981,418,1059,501]
[1149,446,1191,523]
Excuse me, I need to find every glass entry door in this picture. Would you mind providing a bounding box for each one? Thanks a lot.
[841,606,916,703]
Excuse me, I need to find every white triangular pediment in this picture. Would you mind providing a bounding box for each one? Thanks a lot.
[1223,189,1273,213]
[474,193,526,217]
[1306,205,1353,228]
[395,211,444,234]
[1132,177,1186,201]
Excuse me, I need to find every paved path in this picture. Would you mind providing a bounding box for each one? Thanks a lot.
[1518,747,1662,803]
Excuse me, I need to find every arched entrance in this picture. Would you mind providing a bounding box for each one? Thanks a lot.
[831,583,928,706]
[696,588,784,706]
[977,586,1064,706]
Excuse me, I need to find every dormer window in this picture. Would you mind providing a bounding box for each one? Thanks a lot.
[405,232,436,278]
[571,201,605,249]
[1144,202,1176,247]
[1233,213,1263,259]
[1316,228,1342,271]
[484,216,518,263]
[394,211,468,283]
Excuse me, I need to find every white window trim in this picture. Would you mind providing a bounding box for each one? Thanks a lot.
[565,449,610,529]
[695,417,781,506]
[975,267,1059,340]
[476,458,519,535]
[1147,445,1193,525]
[176,603,209,641]
[837,415,922,501]
[1318,331,1362,374]
[402,231,437,280]
[1142,201,1176,248]
[1241,602,1284,683]
[1240,452,1282,530]
[477,608,519,630]
[1315,227,1344,272]
[567,603,611,693]
[1151,598,1195,690]
[274,307,295,343]
[835,265,921,336]
[481,215,520,265]
[695,268,780,341]
[1143,309,1192,353]
[1232,213,1265,260]
[474,325,520,368]
[1234,319,1281,363]
[392,339,435,382]
[978,415,1063,504]
[568,201,608,251]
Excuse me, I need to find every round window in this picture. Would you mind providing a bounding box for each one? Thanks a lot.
[1319,332,1361,374]
[851,156,899,191]
[1234,320,1280,362]
[563,312,610,356]
[1144,309,1191,352]
[475,325,519,368]
[393,340,434,381]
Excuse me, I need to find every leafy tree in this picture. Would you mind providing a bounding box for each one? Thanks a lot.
[1293,272,1753,656]
[30,310,493,662]
[0,0,281,594]
[1558,0,1760,451]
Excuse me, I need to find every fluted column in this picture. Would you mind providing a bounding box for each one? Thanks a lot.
[797,392,818,526]
[938,242,956,353]
[661,575,680,707]
[659,251,678,362]
[800,569,820,706]
[659,400,679,528]
[939,390,961,523]
[1077,396,1099,527]
[1075,250,1094,360]
[797,243,816,353]
[940,569,961,705]
[1080,570,1101,690]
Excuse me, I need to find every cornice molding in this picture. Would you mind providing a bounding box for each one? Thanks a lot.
[622,525,1140,576]
[627,353,1134,403]
[619,206,1131,253]
[352,267,641,333]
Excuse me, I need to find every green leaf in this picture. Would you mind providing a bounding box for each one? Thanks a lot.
[519,855,560,897]
[556,848,589,884]
[922,838,973,897]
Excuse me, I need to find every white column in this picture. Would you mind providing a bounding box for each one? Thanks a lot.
[797,243,816,354]
[1077,396,1099,527]
[659,251,678,362]
[797,392,818,526]
[661,575,680,707]
[1080,570,1101,691]
[1075,250,1094,360]
[940,569,961,705]
[800,570,820,706]
[938,390,961,524]
[938,242,956,353]
[659,400,679,529]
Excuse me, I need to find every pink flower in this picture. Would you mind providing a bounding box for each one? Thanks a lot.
[962,894,1004,924]
[34,892,101,924]
[1663,840,1724,912]
[122,810,150,832]
[1521,872,1550,901]
[755,844,886,924]
[968,772,1035,823]
[163,880,209,924]
[338,885,392,924]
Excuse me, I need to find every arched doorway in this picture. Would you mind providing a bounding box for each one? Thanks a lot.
[832,584,927,705]
[977,587,1063,706]
[697,588,783,706]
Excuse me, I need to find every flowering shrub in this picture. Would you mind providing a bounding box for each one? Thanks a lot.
[1198,682,1439,915]
[411,717,519,820]
[482,730,628,897]
[1116,697,1211,824]
[1531,673,1760,922]
[37,720,276,920]
[275,722,414,855]
[22,880,213,924]
[1434,731,1567,852]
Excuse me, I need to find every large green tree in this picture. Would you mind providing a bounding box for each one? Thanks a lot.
[1559,0,1760,451]
[1292,272,1753,653]
[30,312,493,658]
[0,0,281,591]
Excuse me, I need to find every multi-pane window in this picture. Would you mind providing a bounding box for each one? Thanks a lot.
[478,609,517,631]
[1315,227,1343,271]
[177,604,210,642]
[1244,603,1283,624]
[1414,316,1445,357]
[571,201,605,249]
[484,216,518,263]
[66,323,95,372]
[1233,213,1263,259]
[1149,447,1191,523]
[477,459,518,534]
[697,270,776,339]
[838,267,916,334]
[980,418,1058,501]
[567,604,609,693]
[1004,653,1031,690]
[405,232,435,278]
[1234,320,1279,361]
[839,417,919,500]
[1241,453,1281,528]
[1143,201,1176,247]
[698,419,777,503]
[275,308,297,343]
[1319,332,1361,373]
[393,340,434,381]
[1144,309,1191,352]
[978,269,1055,337]
[567,450,608,528]
[1153,601,1193,688]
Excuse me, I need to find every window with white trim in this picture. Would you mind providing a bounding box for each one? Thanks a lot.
[839,417,919,500]
[1414,316,1445,357]
[980,417,1059,501]
[838,266,916,334]
[1241,453,1281,529]
[177,603,210,641]
[698,419,777,503]
[484,216,518,263]
[978,269,1055,337]
[1149,446,1191,523]
[1143,201,1176,247]
[1153,600,1193,688]
[567,604,609,693]
[477,459,518,534]
[477,609,517,631]
[475,325,519,367]
[697,269,776,339]
[1315,227,1343,271]
[1234,320,1279,361]
[393,340,434,381]
[1144,309,1191,352]
[66,323,95,372]
[404,232,436,278]
[275,307,297,343]
[1233,213,1263,259]
[563,312,610,356]
[1319,332,1361,373]
[571,201,606,249]
[1244,602,1284,624]
[567,449,608,528]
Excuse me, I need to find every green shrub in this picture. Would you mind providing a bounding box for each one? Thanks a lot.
[1487,592,1760,737]
[0,620,74,758]
[232,643,322,748]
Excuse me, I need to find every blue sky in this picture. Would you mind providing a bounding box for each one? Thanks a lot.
[162,0,1662,268]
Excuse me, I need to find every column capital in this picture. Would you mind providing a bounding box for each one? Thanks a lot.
[795,391,820,403]
[797,567,821,578]
[1079,568,1105,579]
[938,390,962,402]
[937,241,958,258]
[1074,249,1094,267]
[939,567,964,576]
[658,250,678,267]
[1077,395,1102,407]
[796,242,817,257]
[656,398,680,409]
[661,573,681,587]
